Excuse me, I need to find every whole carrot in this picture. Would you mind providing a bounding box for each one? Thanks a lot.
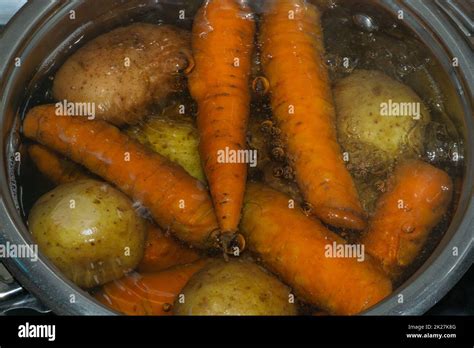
[361,159,453,276]
[22,105,230,250]
[260,0,366,230]
[28,144,92,184]
[95,259,208,315]
[188,0,256,233]
[28,141,202,270]
[241,183,392,315]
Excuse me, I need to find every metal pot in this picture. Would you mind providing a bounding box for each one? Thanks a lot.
[0,0,472,315]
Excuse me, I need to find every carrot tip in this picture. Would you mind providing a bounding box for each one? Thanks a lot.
[214,231,246,255]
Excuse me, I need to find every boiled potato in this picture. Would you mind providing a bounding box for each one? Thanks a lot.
[334,69,430,178]
[127,106,205,182]
[28,179,146,288]
[173,259,297,315]
[53,23,191,126]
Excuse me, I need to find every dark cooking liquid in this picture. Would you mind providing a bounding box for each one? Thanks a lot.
[12,0,464,313]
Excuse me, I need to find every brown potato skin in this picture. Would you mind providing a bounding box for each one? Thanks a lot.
[173,258,297,315]
[53,23,191,126]
[28,179,146,288]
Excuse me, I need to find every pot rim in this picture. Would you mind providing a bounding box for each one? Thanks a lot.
[0,0,473,316]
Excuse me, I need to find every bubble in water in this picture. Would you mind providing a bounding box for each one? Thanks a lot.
[271,147,285,161]
[352,13,379,32]
[396,63,414,76]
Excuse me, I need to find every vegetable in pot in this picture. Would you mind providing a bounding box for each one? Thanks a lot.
[28,144,92,184]
[334,69,430,178]
[240,182,392,315]
[188,0,256,234]
[260,0,366,231]
[28,142,200,274]
[52,23,192,126]
[361,159,453,277]
[23,105,225,251]
[95,259,208,315]
[126,110,205,182]
[138,224,201,273]
[173,258,297,315]
[28,179,146,288]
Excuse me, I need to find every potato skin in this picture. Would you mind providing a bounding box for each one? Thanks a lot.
[173,259,297,315]
[53,23,191,126]
[28,179,146,288]
[334,69,430,178]
[127,110,205,182]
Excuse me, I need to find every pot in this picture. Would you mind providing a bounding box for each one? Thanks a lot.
[0,0,472,315]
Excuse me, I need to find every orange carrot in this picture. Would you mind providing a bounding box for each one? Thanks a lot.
[138,224,201,273]
[95,259,208,315]
[260,0,366,230]
[28,144,92,184]
[362,159,453,276]
[240,183,392,315]
[22,104,229,250]
[188,0,256,233]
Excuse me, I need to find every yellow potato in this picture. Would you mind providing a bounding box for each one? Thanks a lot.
[53,23,191,126]
[28,179,146,288]
[127,108,205,182]
[334,69,430,178]
[173,259,297,315]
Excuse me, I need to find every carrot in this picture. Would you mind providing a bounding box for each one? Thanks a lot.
[188,0,256,233]
[138,224,201,273]
[22,104,233,250]
[240,183,392,315]
[94,259,208,315]
[28,144,92,184]
[28,141,202,270]
[361,159,453,276]
[260,0,366,230]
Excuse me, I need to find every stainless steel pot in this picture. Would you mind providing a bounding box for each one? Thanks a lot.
[0,0,472,315]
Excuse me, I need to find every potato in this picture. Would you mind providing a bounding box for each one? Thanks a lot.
[28,179,146,288]
[53,23,191,126]
[334,69,430,178]
[127,106,205,182]
[173,259,297,315]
